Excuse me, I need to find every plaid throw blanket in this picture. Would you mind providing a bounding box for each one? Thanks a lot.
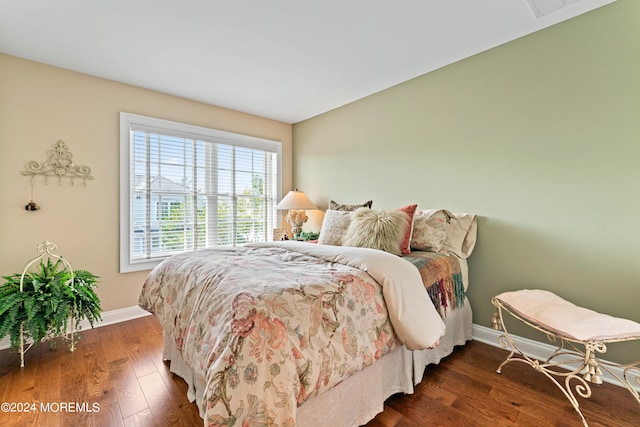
[402,251,465,317]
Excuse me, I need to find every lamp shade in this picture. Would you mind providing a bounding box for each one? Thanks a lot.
[276,190,317,210]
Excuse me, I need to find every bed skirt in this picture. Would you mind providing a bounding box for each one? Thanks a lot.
[162,297,472,426]
[412,297,473,385]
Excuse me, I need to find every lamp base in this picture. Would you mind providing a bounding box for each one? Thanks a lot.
[287,209,308,239]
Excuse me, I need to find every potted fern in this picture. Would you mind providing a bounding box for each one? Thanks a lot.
[0,257,102,352]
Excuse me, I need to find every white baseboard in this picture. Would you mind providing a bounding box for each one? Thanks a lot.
[472,323,637,391]
[88,305,151,328]
[0,305,151,351]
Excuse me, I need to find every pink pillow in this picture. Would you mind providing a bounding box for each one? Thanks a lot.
[396,204,417,254]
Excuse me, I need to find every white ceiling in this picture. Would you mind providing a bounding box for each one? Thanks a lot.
[0,0,616,124]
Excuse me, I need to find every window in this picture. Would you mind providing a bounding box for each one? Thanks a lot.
[120,112,282,273]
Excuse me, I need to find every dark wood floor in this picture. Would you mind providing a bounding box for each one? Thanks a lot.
[0,316,638,426]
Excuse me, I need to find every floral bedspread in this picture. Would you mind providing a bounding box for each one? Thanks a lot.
[138,242,444,426]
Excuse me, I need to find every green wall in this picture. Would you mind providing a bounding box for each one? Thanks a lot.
[292,0,640,362]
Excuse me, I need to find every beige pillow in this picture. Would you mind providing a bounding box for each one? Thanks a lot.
[410,209,456,252]
[328,200,373,211]
[317,210,352,246]
[443,213,478,258]
[342,208,409,255]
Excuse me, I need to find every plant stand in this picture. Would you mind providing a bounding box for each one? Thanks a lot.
[18,241,77,367]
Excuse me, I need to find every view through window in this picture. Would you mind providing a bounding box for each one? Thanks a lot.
[120,112,281,272]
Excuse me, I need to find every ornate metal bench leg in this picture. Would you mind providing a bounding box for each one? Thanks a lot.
[491,298,592,426]
[623,365,640,404]
[491,301,517,374]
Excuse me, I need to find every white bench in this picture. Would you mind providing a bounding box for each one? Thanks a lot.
[491,289,640,426]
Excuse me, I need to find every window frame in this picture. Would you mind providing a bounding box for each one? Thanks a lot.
[119,112,282,273]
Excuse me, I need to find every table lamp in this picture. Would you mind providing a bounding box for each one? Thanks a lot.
[276,189,317,238]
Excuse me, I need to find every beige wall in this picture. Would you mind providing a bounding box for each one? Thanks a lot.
[0,54,292,313]
[293,0,640,361]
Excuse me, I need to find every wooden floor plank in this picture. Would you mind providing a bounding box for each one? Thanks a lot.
[138,370,193,427]
[59,343,93,427]
[82,339,118,407]
[108,357,150,419]
[122,407,157,427]
[30,343,64,427]
[91,401,125,427]
[100,323,129,364]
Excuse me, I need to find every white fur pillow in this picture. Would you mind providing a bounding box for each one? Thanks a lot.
[342,208,410,255]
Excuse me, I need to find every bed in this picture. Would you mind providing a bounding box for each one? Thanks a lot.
[138,207,477,427]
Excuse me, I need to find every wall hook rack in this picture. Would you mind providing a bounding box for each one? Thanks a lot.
[21,140,93,211]
[21,140,93,186]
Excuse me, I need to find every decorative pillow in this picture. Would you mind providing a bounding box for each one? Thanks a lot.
[443,213,478,258]
[410,209,456,252]
[342,208,410,255]
[317,210,352,246]
[328,200,373,211]
[396,204,417,255]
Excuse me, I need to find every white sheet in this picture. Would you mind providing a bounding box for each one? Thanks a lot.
[250,241,446,350]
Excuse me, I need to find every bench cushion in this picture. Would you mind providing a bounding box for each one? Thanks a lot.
[495,289,640,342]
